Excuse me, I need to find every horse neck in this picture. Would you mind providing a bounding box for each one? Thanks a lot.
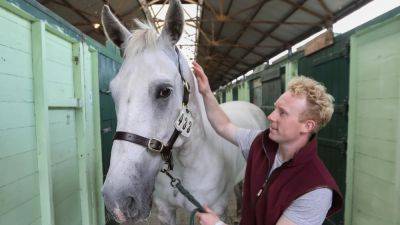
[176,70,216,166]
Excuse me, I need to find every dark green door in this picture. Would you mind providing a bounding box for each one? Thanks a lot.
[261,66,285,116]
[249,77,262,108]
[98,54,121,179]
[298,35,349,225]
[233,86,238,101]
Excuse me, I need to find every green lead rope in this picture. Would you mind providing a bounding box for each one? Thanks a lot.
[175,181,205,225]
[161,169,205,225]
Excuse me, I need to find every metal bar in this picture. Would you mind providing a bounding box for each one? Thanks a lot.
[223,0,307,77]
[49,1,95,18]
[281,0,324,19]
[188,18,317,25]
[317,0,333,17]
[202,0,219,18]
[210,0,272,73]
[230,0,266,18]
[60,0,93,24]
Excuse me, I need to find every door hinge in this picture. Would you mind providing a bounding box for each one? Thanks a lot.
[73,56,79,65]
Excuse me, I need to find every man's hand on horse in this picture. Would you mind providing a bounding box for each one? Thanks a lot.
[192,61,212,96]
[196,205,224,225]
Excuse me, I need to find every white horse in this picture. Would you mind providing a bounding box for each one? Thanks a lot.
[100,1,267,224]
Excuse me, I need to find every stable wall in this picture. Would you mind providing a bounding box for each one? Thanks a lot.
[346,13,400,225]
[0,2,105,225]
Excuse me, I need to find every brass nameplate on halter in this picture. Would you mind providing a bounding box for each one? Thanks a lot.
[175,106,193,137]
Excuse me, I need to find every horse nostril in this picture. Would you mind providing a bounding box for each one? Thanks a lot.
[127,196,135,210]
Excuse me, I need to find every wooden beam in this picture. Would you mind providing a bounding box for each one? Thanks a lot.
[61,0,93,24]
[210,0,272,73]
[190,18,318,26]
[89,47,106,225]
[73,42,92,225]
[223,0,307,76]
[281,0,325,20]
[32,21,55,225]
[317,0,333,17]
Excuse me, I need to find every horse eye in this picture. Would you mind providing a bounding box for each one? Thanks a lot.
[158,87,172,98]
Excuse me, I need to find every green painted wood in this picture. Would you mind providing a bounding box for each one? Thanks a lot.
[0,0,36,22]
[347,14,400,225]
[0,75,33,102]
[225,87,233,102]
[50,138,77,165]
[54,192,82,225]
[73,42,92,225]
[0,1,124,224]
[0,4,31,28]
[0,44,33,78]
[0,126,36,159]
[0,195,41,225]
[51,158,80,206]
[0,102,35,129]
[46,60,74,84]
[48,116,76,145]
[32,21,55,225]
[355,135,396,163]
[48,98,80,108]
[0,150,37,188]
[46,82,75,99]
[0,7,31,53]
[0,172,39,215]
[90,47,106,225]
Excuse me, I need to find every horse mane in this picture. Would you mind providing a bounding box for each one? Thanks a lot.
[124,19,164,58]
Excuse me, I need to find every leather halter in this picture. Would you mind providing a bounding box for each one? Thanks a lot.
[113,47,190,170]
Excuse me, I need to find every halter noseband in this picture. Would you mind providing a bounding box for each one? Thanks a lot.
[113,47,191,170]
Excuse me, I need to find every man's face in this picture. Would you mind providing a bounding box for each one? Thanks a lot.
[267,91,311,143]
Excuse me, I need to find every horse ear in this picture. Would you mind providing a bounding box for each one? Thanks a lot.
[101,5,131,48]
[160,0,184,46]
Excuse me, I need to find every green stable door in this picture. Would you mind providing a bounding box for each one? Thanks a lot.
[298,35,350,225]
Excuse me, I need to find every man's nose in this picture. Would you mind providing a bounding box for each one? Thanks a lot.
[267,110,276,122]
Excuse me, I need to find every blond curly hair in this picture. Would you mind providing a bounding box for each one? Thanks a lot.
[287,76,334,132]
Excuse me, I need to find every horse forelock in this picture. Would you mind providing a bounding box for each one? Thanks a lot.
[124,19,168,58]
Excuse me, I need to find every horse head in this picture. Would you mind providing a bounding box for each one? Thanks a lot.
[100,0,188,223]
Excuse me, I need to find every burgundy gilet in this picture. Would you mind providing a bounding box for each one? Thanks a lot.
[240,129,343,225]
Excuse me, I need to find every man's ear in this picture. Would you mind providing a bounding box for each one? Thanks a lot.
[303,120,317,133]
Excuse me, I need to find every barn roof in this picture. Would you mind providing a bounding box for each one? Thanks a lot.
[37,0,372,90]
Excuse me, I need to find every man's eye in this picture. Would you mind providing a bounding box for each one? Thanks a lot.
[158,87,172,98]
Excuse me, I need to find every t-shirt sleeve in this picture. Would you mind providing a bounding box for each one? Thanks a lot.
[282,188,333,225]
[234,128,262,160]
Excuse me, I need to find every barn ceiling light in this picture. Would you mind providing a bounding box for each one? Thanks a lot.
[93,23,100,29]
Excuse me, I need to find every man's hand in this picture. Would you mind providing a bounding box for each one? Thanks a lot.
[196,205,222,225]
[192,61,212,96]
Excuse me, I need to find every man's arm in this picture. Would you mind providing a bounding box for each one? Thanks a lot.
[192,61,238,145]
[276,216,297,225]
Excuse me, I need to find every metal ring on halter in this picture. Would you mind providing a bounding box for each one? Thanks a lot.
[171,178,181,188]
[147,138,165,152]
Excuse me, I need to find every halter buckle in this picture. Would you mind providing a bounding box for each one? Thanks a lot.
[147,138,164,152]
[183,80,190,92]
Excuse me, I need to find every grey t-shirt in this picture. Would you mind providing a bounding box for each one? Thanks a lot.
[234,128,332,225]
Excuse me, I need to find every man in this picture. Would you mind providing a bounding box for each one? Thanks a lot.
[192,61,343,225]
